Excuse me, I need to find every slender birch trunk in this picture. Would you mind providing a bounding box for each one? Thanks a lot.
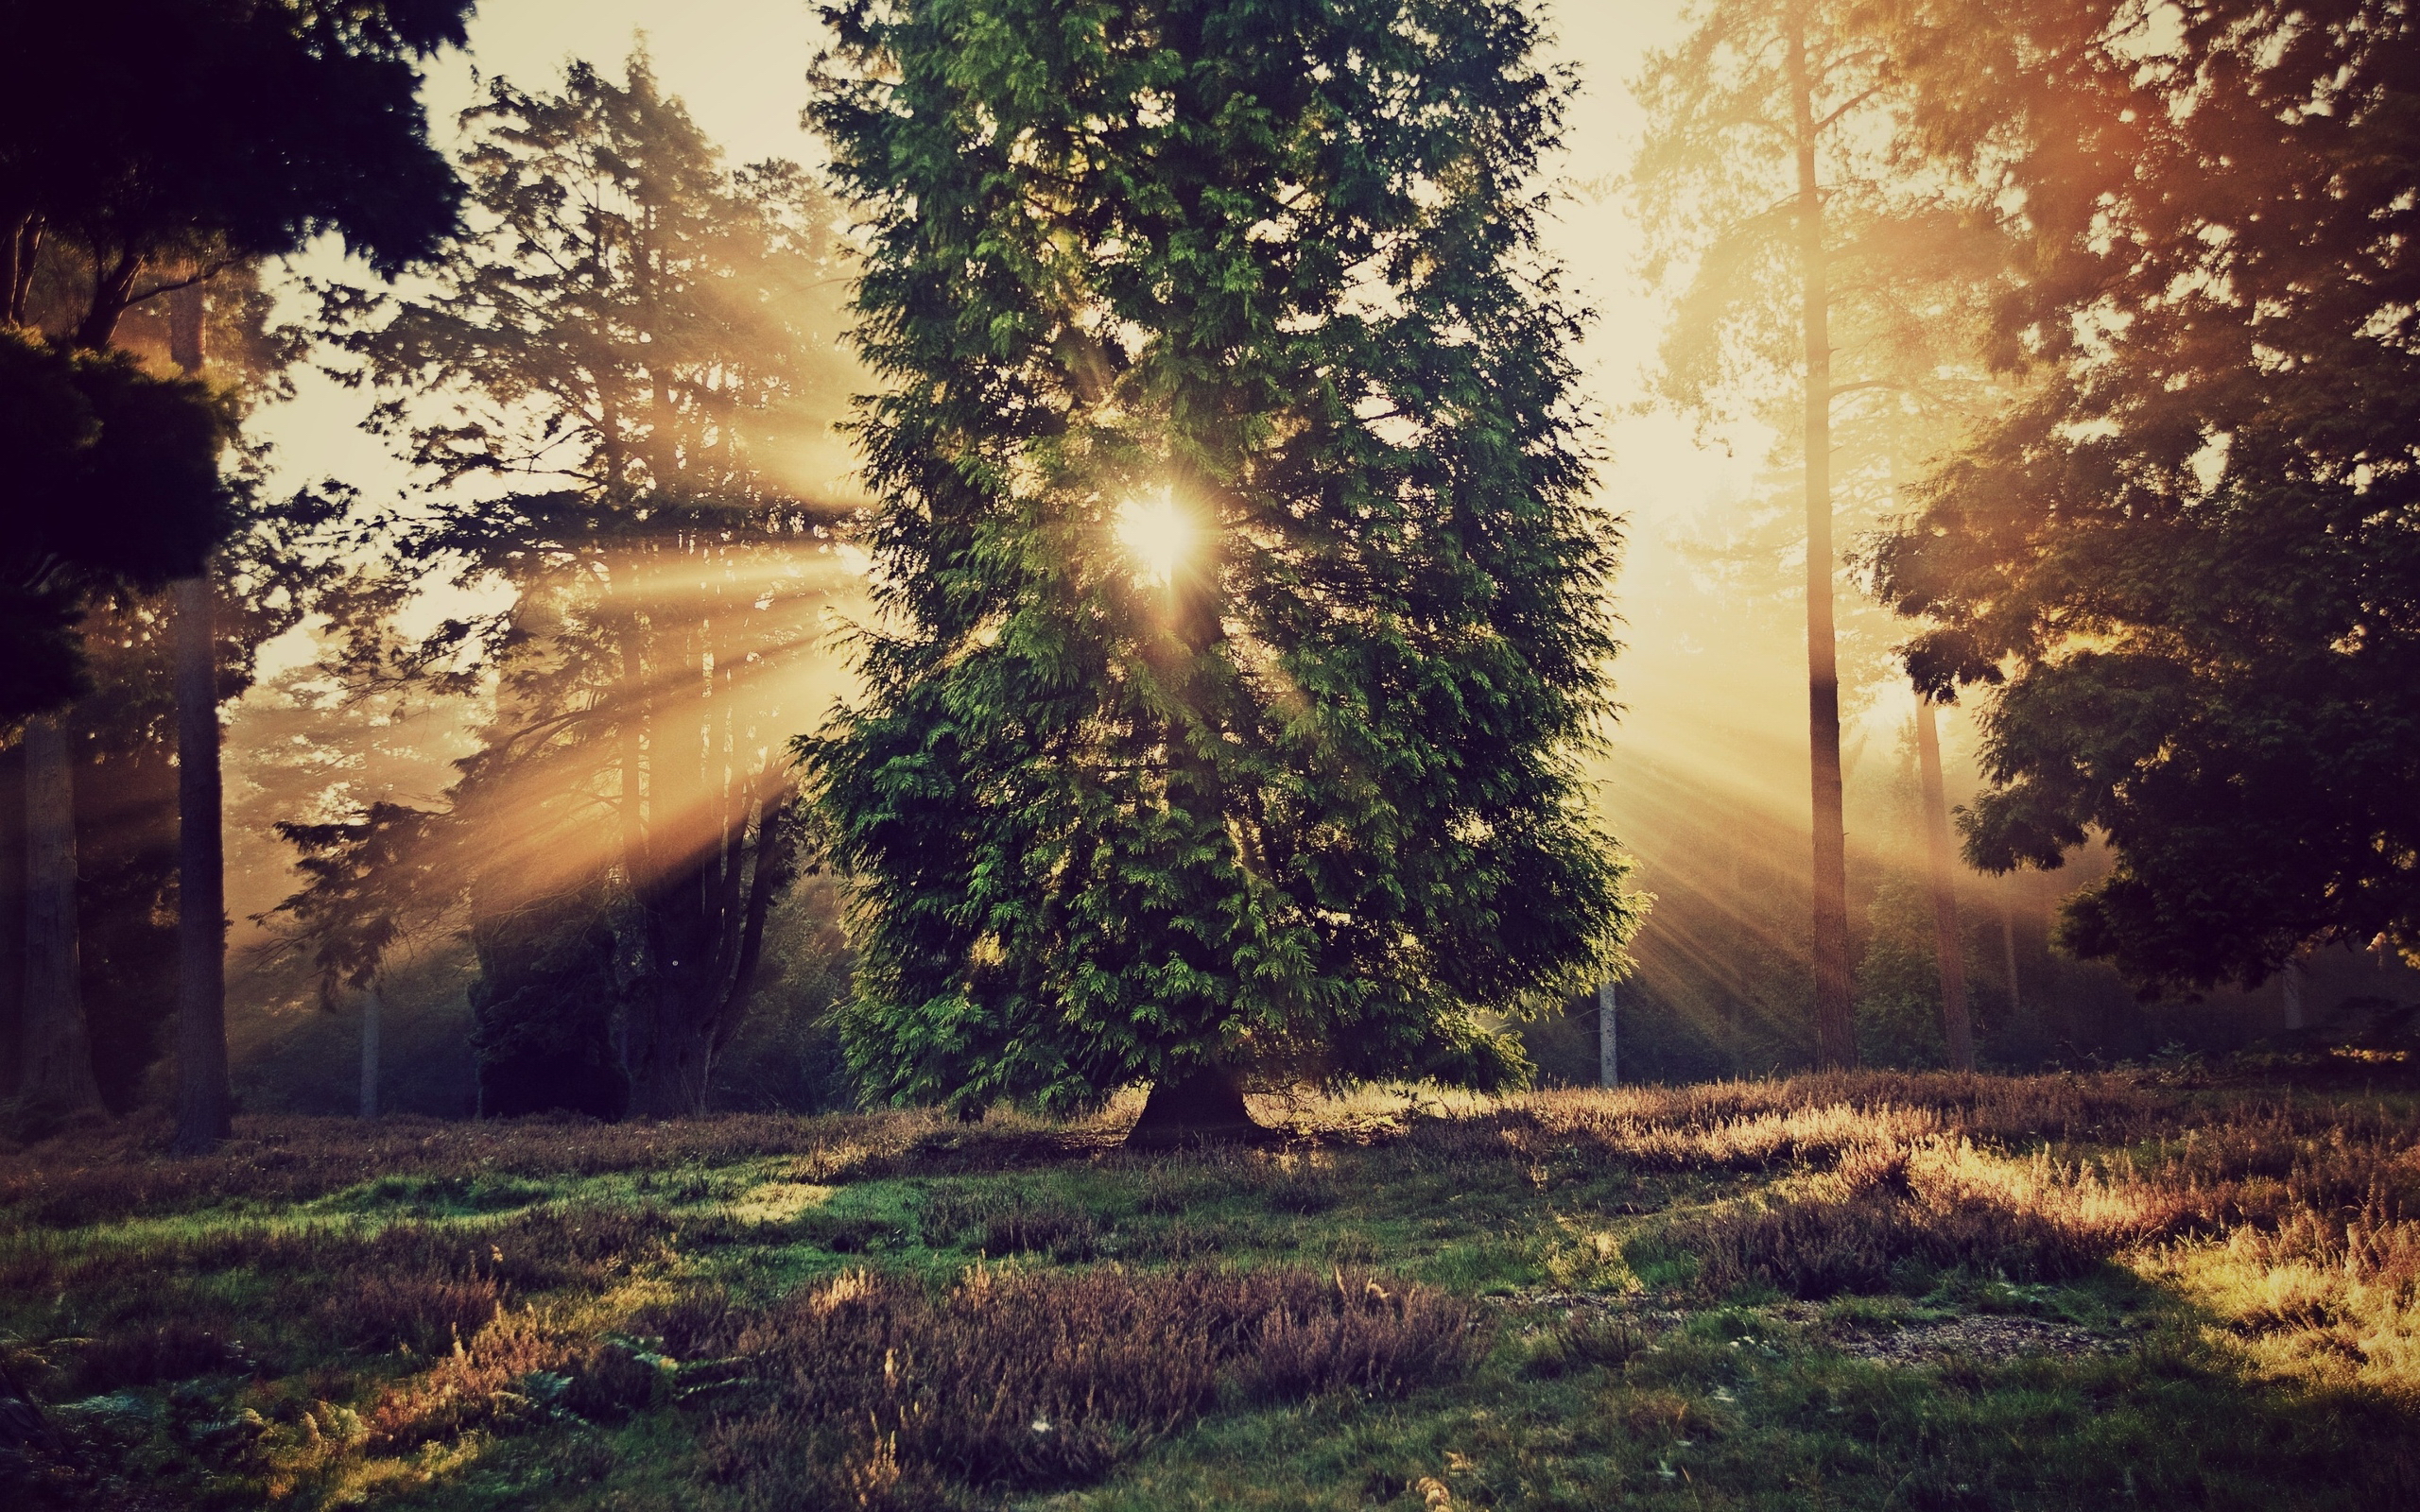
[1914,696,1976,1071]
[1787,8,1855,1069]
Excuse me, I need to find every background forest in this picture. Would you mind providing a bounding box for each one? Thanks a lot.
[9,5,2420,1511]
[5,0,2417,1131]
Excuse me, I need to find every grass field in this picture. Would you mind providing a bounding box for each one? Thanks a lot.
[5,1071,2418,1509]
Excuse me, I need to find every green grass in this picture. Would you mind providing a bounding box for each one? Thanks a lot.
[4,1073,2417,1508]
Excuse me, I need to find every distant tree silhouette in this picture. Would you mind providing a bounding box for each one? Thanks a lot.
[1873,0,2420,994]
[308,56,856,1116]
[1,0,470,1147]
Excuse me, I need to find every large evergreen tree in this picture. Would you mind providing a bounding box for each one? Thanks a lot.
[1872,0,2420,994]
[805,0,1632,1137]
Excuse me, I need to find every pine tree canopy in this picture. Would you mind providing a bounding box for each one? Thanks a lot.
[0,331,234,720]
[1872,0,2420,994]
[804,0,1634,1116]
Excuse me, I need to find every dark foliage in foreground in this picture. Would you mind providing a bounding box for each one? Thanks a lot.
[1873,0,2420,992]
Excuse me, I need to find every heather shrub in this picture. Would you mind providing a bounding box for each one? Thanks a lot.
[63,1321,260,1394]
[1523,1314,1651,1378]
[320,1265,503,1354]
[1656,1140,2160,1298]
[918,1187,1105,1260]
[693,1264,1477,1506]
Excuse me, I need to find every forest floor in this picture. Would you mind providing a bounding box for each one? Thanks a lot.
[5,1070,2420,1509]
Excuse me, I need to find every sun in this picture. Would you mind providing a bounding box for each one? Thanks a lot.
[1114,488,1197,587]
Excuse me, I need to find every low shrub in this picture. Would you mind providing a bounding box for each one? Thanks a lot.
[695,1264,1478,1508]
[1524,1314,1651,1378]
[320,1266,502,1354]
[64,1321,260,1395]
[918,1188,1104,1261]
[1656,1142,2153,1298]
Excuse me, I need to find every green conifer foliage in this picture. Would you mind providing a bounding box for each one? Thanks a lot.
[804,0,1634,1119]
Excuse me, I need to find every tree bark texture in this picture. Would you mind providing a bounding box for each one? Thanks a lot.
[0,742,26,1098]
[2002,907,2021,1018]
[1127,1065,1264,1149]
[1914,696,1976,1071]
[1788,9,1856,1069]
[20,717,102,1116]
[172,573,231,1150]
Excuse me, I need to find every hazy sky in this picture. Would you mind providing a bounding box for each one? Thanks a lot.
[252,1,1860,833]
[264,0,1744,508]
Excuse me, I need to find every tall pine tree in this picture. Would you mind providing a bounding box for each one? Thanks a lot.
[1634,0,2010,1067]
[805,0,1632,1139]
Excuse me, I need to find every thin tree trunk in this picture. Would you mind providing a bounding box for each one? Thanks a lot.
[2280,960,2305,1032]
[2002,905,2021,1017]
[20,717,101,1116]
[1914,696,1975,1071]
[1598,979,1618,1089]
[169,284,229,1153]
[359,983,382,1119]
[1788,9,1855,1070]
[172,572,231,1152]
[2,209,40,326]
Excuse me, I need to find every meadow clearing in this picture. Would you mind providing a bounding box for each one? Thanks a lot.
[4,1069,2418,1509]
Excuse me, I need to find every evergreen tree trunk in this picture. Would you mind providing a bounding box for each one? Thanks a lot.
[0,743,26,1099]
[359,983,381,1119]
[172,571,230,1152]
[1914,695,1976,1071]
[1126,1065,1261,1149]
[1788,8,1855,1070]
[20,716,101,1116]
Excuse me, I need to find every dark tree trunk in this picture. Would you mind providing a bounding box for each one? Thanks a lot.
[1914,696,1976,1072]
[0,741,25,1098]
[623,784,788,1118]
[21,716,102,1116]
[359,983,381,1120]
[172,572,230,1152]
[1126,1066,1264,1149]
[168,285,228,1153]
[1788,9,1855,1070]
[2,209,41,326]
[74,248,142,352]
